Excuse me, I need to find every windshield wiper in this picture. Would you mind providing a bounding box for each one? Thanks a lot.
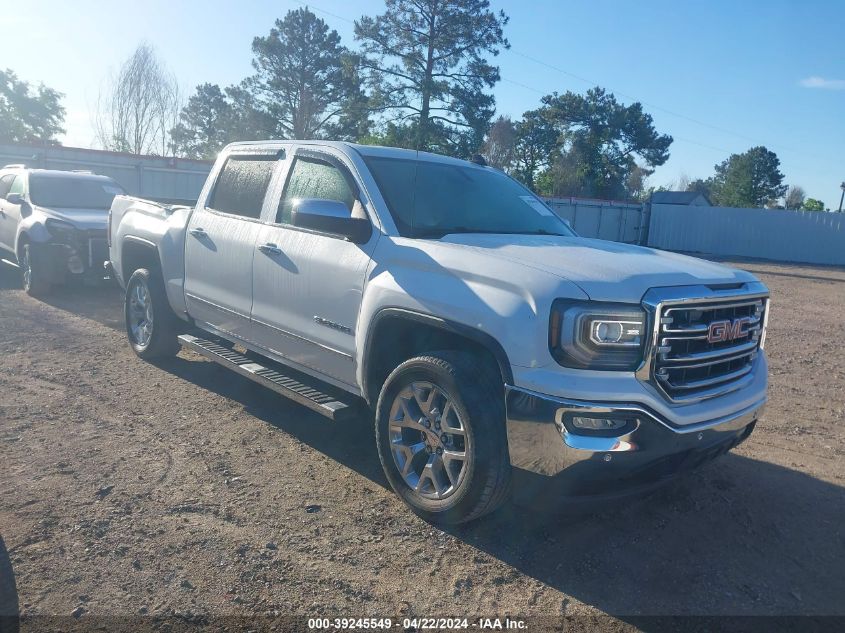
[413,227,568,239]
[445,227,566,237]
[520,229,566,236]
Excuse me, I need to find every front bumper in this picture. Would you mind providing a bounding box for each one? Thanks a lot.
[42,230,109,282]
[505,385,764,506]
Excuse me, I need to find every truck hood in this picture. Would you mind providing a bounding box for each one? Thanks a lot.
[39,207,109,231]
[439,234,757,302]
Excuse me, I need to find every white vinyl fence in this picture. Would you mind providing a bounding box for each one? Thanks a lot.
[543,197,647,244]
[0,143,212,204]
[648,204,845,266]
[8,142,840,266]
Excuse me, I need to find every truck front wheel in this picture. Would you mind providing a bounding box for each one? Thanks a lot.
[124,268,180,359]
[375,351,512,524]
[20,242,51,297]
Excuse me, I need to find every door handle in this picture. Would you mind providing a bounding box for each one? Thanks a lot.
[189,227,207,238]
[258,243,282,255]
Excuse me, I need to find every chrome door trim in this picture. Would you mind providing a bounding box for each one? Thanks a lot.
[191,320,360,395]
[185,292,250,321]
[250,316,353,359]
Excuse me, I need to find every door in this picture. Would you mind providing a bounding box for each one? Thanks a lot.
[0,175,23,253]
[183,153,278,341]
[250,149,377,388]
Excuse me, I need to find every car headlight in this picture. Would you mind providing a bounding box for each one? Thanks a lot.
[45,218,76,236]
[549,300,646,370]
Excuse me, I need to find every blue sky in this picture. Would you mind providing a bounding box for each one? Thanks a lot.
[2,0,843,208]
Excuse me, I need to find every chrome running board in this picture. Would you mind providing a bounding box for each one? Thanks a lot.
[178,334,357,422]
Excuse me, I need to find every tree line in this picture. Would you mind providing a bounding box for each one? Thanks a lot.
[678,146,826,211]
[0,0,832,210]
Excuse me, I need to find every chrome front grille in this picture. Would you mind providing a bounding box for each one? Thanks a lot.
[653,297,766,401]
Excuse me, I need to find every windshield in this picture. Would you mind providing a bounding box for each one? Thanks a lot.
[29,175,125,209]
[364,156,575,239]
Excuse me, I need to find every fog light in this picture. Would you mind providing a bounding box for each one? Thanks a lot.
[571,416,628,431]
[67,254,84,274]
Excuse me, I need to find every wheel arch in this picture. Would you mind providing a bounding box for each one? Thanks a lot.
[361,308,513,407]
[14,230,30,259]
[14,208,55,258]
[120,236,161,281]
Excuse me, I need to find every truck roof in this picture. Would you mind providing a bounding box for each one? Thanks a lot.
[224,140,480,168]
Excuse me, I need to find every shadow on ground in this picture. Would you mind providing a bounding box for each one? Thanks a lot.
[0,536,20,633]
[5,262,842,618]
[0,264,123,332]
[40,283,123,332]
[156,355,388,488]
[454,455,845,616]
[156,354,845,617]
[0,264,20,291]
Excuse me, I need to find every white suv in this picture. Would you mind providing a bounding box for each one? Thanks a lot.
[0,165,125,295]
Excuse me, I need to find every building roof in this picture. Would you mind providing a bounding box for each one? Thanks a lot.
[650,191,712,205]
[0,165,117,182]
[26,169,117,182]
[1,140,214,165]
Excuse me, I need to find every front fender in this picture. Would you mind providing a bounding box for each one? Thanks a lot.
[113,202,191,314]
[355,236,588,390]
[15,211,52,254]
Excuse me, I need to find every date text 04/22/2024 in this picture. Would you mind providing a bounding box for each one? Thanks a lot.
[307,617,528,630]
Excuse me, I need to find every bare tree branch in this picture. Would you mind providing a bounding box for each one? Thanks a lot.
[94,43,180,155]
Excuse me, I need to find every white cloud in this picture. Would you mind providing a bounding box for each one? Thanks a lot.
[799,76,845,90]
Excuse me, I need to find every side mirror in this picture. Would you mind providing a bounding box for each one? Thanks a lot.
[5,193,24,205]
[291,198,371,244]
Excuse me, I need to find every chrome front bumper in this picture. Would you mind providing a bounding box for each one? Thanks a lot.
[505,385,764,504]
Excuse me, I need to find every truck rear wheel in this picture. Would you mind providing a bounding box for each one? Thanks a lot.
[125,268,180,359]
[375,351,512,524]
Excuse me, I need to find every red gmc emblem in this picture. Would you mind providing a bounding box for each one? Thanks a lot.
[707,317,753,344]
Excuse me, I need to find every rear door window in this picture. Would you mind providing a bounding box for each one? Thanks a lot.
[208,156,276,219]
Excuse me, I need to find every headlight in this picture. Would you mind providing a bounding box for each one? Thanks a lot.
[45,218,76,236]
[549,300,646,370]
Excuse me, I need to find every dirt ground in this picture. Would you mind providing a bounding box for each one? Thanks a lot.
[0,258,843,631]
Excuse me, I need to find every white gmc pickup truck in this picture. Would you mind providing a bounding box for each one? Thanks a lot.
[108,141,769,524]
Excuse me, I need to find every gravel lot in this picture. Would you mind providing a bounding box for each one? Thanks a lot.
[0,258,843,630]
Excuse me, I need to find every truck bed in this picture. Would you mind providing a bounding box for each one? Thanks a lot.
[108,195,194,310]
[110,195,190,223]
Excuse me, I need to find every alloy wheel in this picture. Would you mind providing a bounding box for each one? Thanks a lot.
[127,280,154,347]
[20,248,32,292]
[388,381,471,499]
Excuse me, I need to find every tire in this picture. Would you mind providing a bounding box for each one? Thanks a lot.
[124,268,181,359]
[20,242,51,297]
[375,351,512,524]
